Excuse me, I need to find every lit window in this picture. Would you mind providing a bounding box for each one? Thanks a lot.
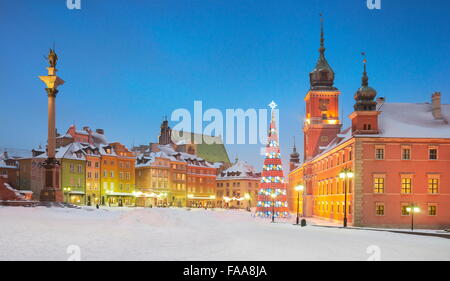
[428,178,439,194]
[401,178,412,194]
[375,203,385,216]
[374,177,385,193]
[401,205,410,216]
[428,204,437,216]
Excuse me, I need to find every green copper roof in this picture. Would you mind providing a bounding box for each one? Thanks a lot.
[196,142,230,164]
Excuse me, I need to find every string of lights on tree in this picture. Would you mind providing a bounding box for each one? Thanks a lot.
[256,101,289,218]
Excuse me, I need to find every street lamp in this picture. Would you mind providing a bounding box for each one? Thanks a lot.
[339,168,354,228]
[406,205,420,231]
[63,187,71,203]
[294,185,304,225]
[244,193,251,210]
[270,193,276,223]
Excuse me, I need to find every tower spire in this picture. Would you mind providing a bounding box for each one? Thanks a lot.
[354,52,377,111]
[293,136,297,153]
[309,13,335,90]
[319,13,325,57]
[361,52,368,87]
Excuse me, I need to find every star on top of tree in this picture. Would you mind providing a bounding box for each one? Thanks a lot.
[268,101,278,110]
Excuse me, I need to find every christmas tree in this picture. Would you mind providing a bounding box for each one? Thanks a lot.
[256,101,289,218]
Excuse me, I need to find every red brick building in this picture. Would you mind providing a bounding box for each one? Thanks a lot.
[288,23,450,229]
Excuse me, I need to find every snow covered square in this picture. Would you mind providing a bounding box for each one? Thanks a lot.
[0,206,449,261]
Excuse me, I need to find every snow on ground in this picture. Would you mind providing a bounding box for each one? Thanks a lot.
[0,206,449,261]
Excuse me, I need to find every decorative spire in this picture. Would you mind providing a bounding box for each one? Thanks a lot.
[354,52,377,111]
[319,13,325,57]
[361,52,368,87]
[309,14,335,90]
[292,136,297,153]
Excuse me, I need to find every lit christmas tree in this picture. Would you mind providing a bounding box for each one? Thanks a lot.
[256,101,289,218]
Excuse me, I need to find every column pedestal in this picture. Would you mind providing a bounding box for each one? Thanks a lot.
[39,157,63,202]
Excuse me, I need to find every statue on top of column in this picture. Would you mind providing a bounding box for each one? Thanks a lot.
[47,48,58,68]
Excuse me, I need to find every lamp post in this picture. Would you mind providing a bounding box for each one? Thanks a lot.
[339,168,354,228]
[244,193,251,210]
[294,185,304,225]
[270,193,276,223]
[406,204,420,232]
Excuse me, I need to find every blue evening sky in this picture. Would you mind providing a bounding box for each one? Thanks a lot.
[0,0,449,171]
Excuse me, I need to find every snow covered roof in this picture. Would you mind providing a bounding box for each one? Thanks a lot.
[149,144,219,168]
[309,101,450,163]
[99,145,118,156]
[136,151,172,167]
[36,143,86,160]
[358,103,450,139]
[91,131,108,145]
[217,160,260,180]
[56,133,73,139]
[0,147,33,160]
[0,160,16,169]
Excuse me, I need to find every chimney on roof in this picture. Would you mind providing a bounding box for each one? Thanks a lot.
[376,97,385,105]
[96,129,104,135]
[432,92,443,120]
[3,151,8,159]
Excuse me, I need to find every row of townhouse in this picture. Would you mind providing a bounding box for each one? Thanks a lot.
[135,144,219,208]
[18,126,136,206]
[135,146,262,209]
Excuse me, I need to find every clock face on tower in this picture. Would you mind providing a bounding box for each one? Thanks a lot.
[319,99,329,111]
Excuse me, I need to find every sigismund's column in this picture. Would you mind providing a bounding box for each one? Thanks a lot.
[39,48,65,202]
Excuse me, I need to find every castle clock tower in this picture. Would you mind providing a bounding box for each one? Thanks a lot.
[303,17,342,160]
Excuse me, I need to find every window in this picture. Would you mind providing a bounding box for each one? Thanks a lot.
[374,177,385,193]
[428,204,437,216]
[375,203,385,216]
[401,178,412,194]
[429,148,438,160]
[402,148,411,160]
[401,205,410,216]
[375,147,384,160]
[428,178,439,194]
